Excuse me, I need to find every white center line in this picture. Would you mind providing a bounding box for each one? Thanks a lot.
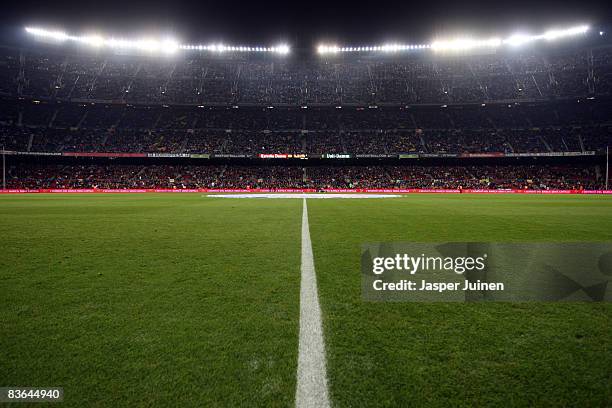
[296,198,331,408]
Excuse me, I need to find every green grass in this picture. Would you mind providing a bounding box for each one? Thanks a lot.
[308,195,612,407]
[0,194,302,407]
[1,193,611,407]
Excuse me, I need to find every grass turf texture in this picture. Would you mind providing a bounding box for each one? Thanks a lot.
[0,194,301,407]
[0,193,610,407]
[308,195,612,407]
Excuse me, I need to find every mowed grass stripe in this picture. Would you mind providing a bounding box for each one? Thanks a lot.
[296,199,330,408]
[0,194,302,407]
[308,194,612,407]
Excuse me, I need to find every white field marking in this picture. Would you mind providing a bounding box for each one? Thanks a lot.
[208,193,400,199]
[296,198,331,408]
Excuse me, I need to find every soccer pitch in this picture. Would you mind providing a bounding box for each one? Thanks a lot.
[1,194,611,407]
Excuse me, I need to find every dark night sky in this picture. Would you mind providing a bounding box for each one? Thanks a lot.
[1,0,610,47]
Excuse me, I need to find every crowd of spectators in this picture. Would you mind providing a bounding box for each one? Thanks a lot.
[1,45,611,105]
[1,100,611,155]
[7,164,603,190]
[2,125,610,155]
[317,165,601,190]
[2,45,610,191]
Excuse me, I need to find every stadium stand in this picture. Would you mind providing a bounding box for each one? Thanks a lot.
[1,41,611,190]
[3,44,612,104]
[6,163,602,190]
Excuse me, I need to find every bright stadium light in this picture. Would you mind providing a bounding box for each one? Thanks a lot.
[161,39,179,54]
[25,27,70,42]
[80,35,105,47]
[431,37,501,51]
[178,42,290,54]
[503,34,533,46]
[25,26,290,55]
[434,25,588,52]
[318,43,430,54]
[275,44,290,54]
[541,25,589,40]
[318,44,339,54]
[502,25,589,46]
[317,24,589,55]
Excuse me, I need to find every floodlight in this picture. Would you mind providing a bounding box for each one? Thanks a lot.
[276,44,290,54]
[25,26,289,55]
[504,34,532,46]
[316,24,589,55]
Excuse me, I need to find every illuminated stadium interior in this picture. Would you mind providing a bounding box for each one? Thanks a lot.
[1,4,612,406]
[0,22,610,191]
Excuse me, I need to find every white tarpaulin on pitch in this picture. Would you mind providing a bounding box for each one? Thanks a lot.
[208,193,401,199]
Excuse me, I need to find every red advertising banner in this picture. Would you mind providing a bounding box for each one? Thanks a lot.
[2,189,612,194]
[62,152,147,158]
